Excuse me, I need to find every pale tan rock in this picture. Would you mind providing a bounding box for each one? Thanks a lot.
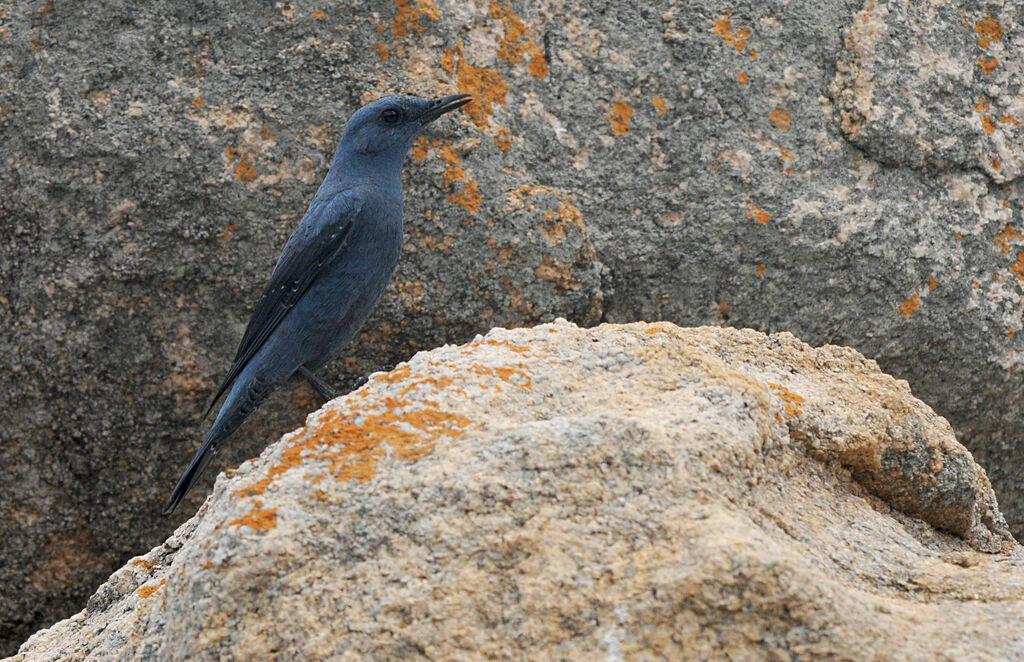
[10,321,1024,661]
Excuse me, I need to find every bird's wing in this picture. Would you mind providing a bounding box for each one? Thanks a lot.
[202,190,362,419]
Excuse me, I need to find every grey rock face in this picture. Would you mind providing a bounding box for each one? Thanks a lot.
[8,321,1023,661]
[1,0,1022,652]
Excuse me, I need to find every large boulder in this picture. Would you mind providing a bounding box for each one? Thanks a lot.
[2,0,1023,651]
[8,321,1021,660]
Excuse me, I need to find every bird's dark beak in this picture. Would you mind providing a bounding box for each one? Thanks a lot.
[419,94,472,125]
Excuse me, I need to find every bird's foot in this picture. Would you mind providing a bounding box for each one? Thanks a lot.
[347,366,395,394]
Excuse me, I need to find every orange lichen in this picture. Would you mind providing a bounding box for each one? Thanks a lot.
[311,9,327,19]
[928,276,939,291]
[267,398,472,491]
[535,255,575,290]
[417,0,440,21]
[756,263,767,276]
[444,165,466,186]
[373,42,389,60]
[607,100,633,135]
[375,363,414,386]
[491,2,528,65]
[137,579,165,599]
[899,293,920,318]
[652,96,668,116]
[464,337,548,359]
[712,11,752,52]
[750,49,757,60]
[981,115,996,134]
[769,109,792,130]
[411,136,430,160]
[391,0,439,38]
[978,57,998,74]
[234,342,544,500]
[229,503,279,530]
[746,204,770,225]
[448,180,482,214]
[234,155,258,182]
[992,158,1002,171]
[439,144,460,165]
[398,375,463,398]
[779,146,796,174]
[1001,114,1021,127]
[488,2,548,78]
[527,43,548,78]
[191,96,204,109]
[259,125,277,143]
[975,16,1004,49]
[538,200,584,245]
[469,363,531,383]
[994,225,1023,253]
[646,328,668,335]
[768,383,805,418]
[219,224,237,240]
[440,47,455,73]
[453,44,510,128]
[437,145,465,187]
[1013,253,1024,281]
[737,71,750,84]
[493,126,514,151]
[975,97,990,112]
[234,476,273,498]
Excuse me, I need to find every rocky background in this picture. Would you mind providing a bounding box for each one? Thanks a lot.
[10,322,1024,660]
[1,0,1022,653]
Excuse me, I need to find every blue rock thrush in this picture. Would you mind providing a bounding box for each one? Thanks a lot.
[163,93,472,514]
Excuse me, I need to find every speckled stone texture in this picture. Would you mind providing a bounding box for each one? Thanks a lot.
[3,0,1024,652]
[8,321,1023,661]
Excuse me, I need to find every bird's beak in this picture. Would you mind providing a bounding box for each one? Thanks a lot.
[419,94,473,125]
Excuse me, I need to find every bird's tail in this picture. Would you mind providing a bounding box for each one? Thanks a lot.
[162,431,221,515]
[163,373,275,515]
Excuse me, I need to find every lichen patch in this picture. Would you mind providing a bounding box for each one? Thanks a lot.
[607,100,633,135]
[713,11,753,52]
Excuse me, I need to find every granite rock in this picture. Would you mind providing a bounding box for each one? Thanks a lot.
[3,0,1024,651]
[9,321,1023,661]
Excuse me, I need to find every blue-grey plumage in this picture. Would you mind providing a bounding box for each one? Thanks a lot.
[163,93,472,515]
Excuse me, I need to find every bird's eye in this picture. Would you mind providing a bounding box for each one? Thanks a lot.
[380,108,401,124]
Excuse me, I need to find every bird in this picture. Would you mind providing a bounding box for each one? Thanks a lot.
[163,93,472,514]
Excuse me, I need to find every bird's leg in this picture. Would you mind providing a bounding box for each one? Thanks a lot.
[297,366,339,402]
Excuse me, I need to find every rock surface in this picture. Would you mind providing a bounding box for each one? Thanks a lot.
[3,0,1024,651]
[9,321,1023,661]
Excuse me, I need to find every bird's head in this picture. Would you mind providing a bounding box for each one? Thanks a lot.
[333,94,472,177]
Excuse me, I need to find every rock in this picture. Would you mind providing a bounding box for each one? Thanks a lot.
[9,322,1022,661]
[3,0,1024,651]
